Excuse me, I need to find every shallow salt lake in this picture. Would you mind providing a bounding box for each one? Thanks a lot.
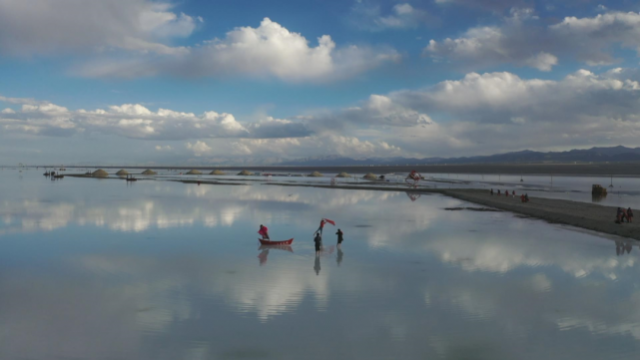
[1,170,640,359]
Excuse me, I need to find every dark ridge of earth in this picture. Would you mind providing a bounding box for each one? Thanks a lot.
[61,163,640,176]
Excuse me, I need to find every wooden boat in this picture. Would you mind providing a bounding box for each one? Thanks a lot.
[258,238,293,246]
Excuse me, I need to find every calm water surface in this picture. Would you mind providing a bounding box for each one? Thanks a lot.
[1,170,640,359]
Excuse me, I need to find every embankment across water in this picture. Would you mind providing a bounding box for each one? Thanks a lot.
[66,174,640,241]
[265,182,640,241]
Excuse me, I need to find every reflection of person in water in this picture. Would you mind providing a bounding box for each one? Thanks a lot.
[615,241,634,256]
[314,255,321,276]
[337,247,344,267]
[258,249,269,266]
[406,192,421,202]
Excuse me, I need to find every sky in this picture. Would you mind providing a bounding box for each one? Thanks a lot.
[2,0,640,165]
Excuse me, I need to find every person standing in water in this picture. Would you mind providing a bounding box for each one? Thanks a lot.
[315,219,327,236]
[314,232,323,253]
[336,229,344,246]
[258,225,270,240]
[314,218,336,236]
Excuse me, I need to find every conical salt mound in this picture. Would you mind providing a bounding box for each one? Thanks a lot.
[186,169,202,175]
[92,169,109,178]
[141,169,157,175]
[336,172,351,178]
[363,173,377,180]
[237,170,254,176]
[116,169,129,176]
[210,170,226,175]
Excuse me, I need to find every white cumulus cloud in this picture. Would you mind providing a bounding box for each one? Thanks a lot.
[77,18,401,82]
[426,11,640,71]
[186,141,212,156]
[0,101,252,139]
[351,2,435,31]
[6,68,640,161]
[0,0,197,56]
[434,0,528,11]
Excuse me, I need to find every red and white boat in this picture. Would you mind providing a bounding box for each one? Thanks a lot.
[258,238,294,246]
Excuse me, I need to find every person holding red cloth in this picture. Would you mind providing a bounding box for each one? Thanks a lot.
[314,218,335,236]
[258,224,270,240]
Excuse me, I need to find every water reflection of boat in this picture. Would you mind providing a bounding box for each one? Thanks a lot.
[258,238,293,246]
[258,245,294,253]
[258,244,294,266]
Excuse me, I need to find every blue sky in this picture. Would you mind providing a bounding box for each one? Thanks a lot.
[2,0,640,165]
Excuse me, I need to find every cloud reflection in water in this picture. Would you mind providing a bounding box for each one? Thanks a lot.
[1,175,640,359]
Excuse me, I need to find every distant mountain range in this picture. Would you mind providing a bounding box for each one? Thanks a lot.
[279,146,640,166]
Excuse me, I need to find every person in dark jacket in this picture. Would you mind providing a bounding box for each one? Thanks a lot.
[314,233,323,253]
[627,207,634,223]
[336,229,344,245]
[616,207,623,224]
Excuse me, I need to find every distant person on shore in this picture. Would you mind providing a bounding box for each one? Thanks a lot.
[524,194,529,202]
[616,208,624,224]
[628,207,634,223]
[490,189,494,195]
[336,229,344,246]
[505,190,509,196]
[497,190,501,196]
[258,225,270,240]
[314,233,323,253]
